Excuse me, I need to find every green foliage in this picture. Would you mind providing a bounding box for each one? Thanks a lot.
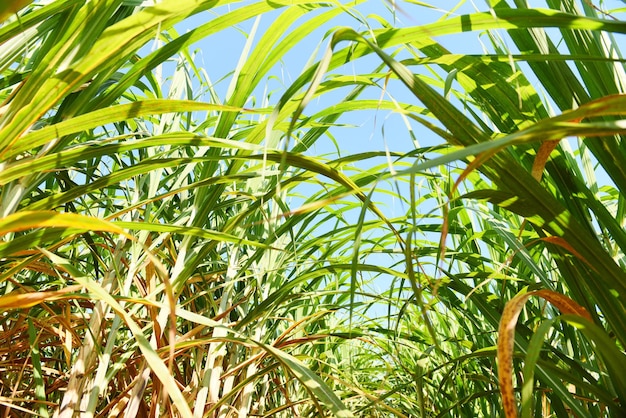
[0,0,624,416]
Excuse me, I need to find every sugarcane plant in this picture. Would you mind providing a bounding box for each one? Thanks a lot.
[0,0,625,416]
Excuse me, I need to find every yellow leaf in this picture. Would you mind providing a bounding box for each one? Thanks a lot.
[0,211,132,239]
[0,285,83,310]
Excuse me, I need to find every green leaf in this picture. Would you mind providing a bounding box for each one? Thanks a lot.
[258,343,355,418]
